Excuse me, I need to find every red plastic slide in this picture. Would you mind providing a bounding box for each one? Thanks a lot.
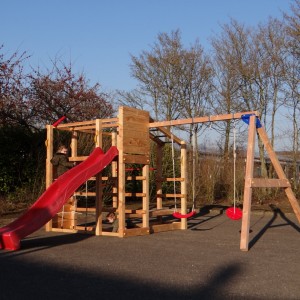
[0,146,118,251]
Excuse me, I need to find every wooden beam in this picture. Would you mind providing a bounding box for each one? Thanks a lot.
[249,178,291,188]
[95,119,103,236]
[149,209,175,217]
[180,141,187,229]
[156,144,163,209]
[45,125,53,232]
[156,193,185,198]
[257,126,300,223]
[143,165,150,228]
[123,227,150,237]
[240,115,256,251]
[149,111,259,128]
[123,154,150,164]
[150,222,181,233]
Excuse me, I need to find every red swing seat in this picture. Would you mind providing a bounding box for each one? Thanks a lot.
[226,207,242,220]
[173,210,196,219]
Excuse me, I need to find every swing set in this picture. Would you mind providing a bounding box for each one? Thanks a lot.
[45,106,300,251]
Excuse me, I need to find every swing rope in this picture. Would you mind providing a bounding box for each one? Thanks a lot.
[171,128,177,211]
[226,118,242,220]
[171,125,196,219]
[191,125,196,213]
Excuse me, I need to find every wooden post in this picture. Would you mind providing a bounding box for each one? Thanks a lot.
[70,130,78,229]
[71,130,78,158]
[180,141,188,229]
[257,126,300,223]
[112,131,118,209]
[95,119,103,236]
[143,165,149,228]
[156,144,163,209]
[240,115,256,251]
[117,109,126,237]
[45,125,53,231]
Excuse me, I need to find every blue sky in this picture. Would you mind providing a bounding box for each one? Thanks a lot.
[2,0,293,92]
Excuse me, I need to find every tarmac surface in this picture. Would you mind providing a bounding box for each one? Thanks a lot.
[0,207,300,300]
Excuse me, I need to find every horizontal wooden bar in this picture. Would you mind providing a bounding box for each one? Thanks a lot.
[123,154,150,164]
[74,192,96,197]
[249,178,291,188]
[123,209,146,214]
[149,209,175,217]
[156,193,185,198]
[69,156,89,161]
[156,177,184,182]
[56,118,118,128]
[126,176,146,180]
[76,207,96,212]
[49,228,78,233]
[75,226,95,231]
[125,193,146,197]
[150,222,181,233]
[123,227,150,237]
[149,111,259,128]
[101,231,119,237]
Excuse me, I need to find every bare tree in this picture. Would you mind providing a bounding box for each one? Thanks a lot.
[210,20,248,161]
[283,0,300,191]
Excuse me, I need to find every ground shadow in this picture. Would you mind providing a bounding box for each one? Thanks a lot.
[189,205,228,231]
[0,251,242,299]
[249,205,300,249]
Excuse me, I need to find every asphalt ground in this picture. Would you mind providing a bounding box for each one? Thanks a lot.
[0,208,300,300]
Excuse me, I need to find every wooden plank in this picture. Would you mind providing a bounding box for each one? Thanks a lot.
[56,123,118,132]
[56,118,118,129]
[117,112,126,237]
[74,192,96,197]
[149,111,259,128]
[75,226,95,231]
[180,142,188,229]
[45,124,54,231]
[156,177,184,182]
[76,207,96,212]
[123,209,146,214]
[50,228,78,233]
[101,231,119,237]
[125,193,146,197]
[126,176,146,181]
[143,165,149,228]
[69,156,89,161]
[240,115,256,251]
[95,119,103,236]
[249,178,291,188]
[149,209,175,217]
[119,106,150,155]
[156,193,185,198]
[123,142,150,155]
[123,227,150,237]
[112,131,118,209]
[123,154,150,164]
[57,120,96,128]
[150,222,181,233]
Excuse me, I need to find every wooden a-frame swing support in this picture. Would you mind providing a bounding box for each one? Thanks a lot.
[150,112,300,251]
[45,107,299,251]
